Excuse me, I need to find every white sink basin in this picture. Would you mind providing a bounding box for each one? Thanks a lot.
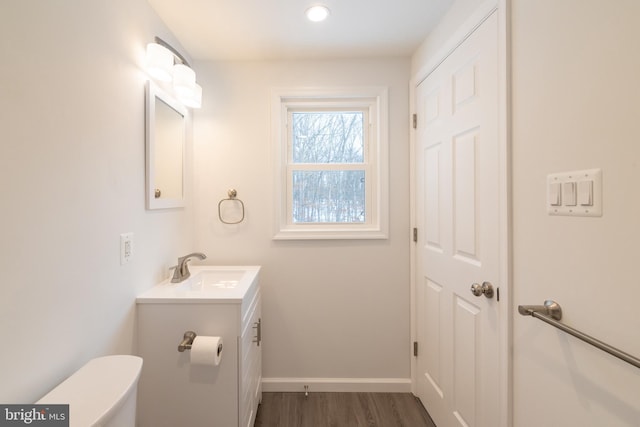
[191,270,246,289]
[136,266,261,303]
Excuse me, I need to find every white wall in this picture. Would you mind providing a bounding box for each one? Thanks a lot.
[192,58,412,387]
[0,1,195,403]
[413,0,640,425]
[411,0,488,76]
[511,0,640,425]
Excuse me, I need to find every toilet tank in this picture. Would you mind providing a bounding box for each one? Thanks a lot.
[37,355,143,427]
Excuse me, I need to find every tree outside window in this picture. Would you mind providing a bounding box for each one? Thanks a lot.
[291,111,366,224]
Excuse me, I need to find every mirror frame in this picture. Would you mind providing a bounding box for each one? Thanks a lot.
[145,81,187,209]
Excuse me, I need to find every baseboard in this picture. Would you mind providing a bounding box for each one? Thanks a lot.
[261,377,412,393]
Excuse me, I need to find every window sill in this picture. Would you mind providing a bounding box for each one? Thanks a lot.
[273,227,388,241]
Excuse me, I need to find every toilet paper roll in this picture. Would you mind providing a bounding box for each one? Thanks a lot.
[190,336,223,366]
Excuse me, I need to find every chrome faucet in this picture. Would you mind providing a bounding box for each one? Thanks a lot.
[171,252,207,283]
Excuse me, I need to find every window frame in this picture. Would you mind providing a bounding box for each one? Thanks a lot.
[271,87,389,240]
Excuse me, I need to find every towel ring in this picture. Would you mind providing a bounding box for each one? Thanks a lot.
[218,189,245,224]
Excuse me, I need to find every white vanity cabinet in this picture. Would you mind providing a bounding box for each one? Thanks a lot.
[136,266,262,427]
[239,287,262,427]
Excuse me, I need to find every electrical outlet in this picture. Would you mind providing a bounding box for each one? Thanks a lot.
[120,233,134,265]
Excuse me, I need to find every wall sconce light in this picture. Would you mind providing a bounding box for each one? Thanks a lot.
[145,37,202,109]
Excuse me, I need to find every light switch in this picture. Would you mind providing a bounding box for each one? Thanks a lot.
[548,182,562,206]
[578,180,593,206]
[563,182,576,206]
[547,168,602,217]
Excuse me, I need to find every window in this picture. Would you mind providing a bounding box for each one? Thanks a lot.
[271,88,389,239]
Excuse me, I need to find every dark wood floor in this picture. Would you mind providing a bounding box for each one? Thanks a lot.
[254,392,437,427]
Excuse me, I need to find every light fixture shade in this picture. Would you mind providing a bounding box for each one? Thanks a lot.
[178,83,202,109]
[145,43,173,82]
[306,5,330,22]
[146,38,203,109]
[173,64,196,97]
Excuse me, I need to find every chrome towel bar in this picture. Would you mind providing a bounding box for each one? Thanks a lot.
[518,300,640,370]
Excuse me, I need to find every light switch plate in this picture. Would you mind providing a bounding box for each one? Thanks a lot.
[547,169,602,217]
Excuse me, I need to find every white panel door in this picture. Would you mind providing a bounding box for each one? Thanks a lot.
[415,11,500,427]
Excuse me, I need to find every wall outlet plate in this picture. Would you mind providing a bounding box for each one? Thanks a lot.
[547,168,602,217]
[120,232,134,264]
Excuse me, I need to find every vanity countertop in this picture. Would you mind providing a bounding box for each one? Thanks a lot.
[136,265,261,304]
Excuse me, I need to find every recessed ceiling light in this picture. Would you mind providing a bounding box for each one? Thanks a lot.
[306,5,331,22]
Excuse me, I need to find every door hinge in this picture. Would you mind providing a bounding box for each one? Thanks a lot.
[413,341,418,357]
[412,114,417,129]
[413,228,418,243]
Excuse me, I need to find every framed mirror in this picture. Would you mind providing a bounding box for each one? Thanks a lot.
[146,81,187,209]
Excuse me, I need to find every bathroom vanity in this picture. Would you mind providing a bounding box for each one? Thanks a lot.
[136,266,262,427]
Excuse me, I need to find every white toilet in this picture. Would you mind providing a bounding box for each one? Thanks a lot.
[37,355,143,427]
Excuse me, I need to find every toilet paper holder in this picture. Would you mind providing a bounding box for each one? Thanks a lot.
[178,331,197,352]
[177,331,223,357]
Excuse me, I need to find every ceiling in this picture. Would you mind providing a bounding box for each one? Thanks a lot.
[146,0,455,61]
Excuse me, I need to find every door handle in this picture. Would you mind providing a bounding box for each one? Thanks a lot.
[470,282,494,298]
